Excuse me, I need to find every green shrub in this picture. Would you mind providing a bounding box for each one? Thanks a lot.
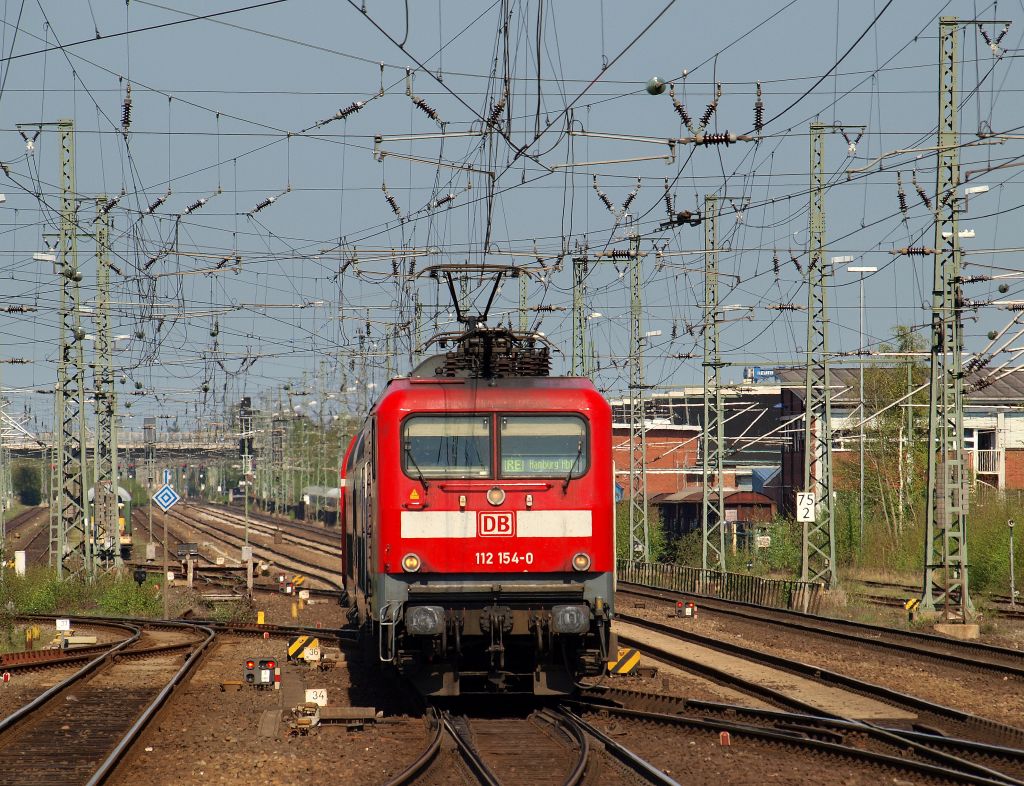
[93,575,162,618]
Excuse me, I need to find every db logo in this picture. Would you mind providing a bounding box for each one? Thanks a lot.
[478,512,515,537]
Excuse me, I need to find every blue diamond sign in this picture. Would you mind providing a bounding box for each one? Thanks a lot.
[153,483,181,512]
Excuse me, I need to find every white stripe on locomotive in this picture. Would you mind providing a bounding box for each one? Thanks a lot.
[399,510,592,538]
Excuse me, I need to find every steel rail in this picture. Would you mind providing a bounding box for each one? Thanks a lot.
[0,619,140,734]
[160,506,343,591]
[535,708,590,786]
[619,582,1024,667]
[194,504,342,558]
[84,621,216,786]
[564,702,1016,786]
[442,713,503,786]
[167,505,342,576]
[578,687,1024,785]
[555,708,682,785]
[210,501,341,547]
[616,613,1024,742]
[615,615,1024,776]
[380,709,444,786]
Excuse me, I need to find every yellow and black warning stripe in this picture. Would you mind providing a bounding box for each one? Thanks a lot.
[287,635,320,660]
[607,647,641,675]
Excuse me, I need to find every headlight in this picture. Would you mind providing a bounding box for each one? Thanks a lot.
[401,553,421,572]
[572,552,591,571]
[552,604,590,634]
[486,486,506,506]
[405,605,445,635]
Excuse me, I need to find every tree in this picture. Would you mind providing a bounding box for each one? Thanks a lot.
[12,461,41,506]
[836,326,928,543]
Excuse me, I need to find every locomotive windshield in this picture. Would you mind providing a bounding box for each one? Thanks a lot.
[403,415,491,478]
[499,415,588,478]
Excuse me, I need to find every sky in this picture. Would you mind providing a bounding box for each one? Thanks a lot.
[0,0,1022,436]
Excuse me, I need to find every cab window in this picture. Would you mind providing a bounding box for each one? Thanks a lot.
[402,415,491,478]
[499,415,588,478]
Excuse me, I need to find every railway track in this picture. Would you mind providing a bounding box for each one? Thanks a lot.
[613,610,1024,782]
[386,707,678,785]
[619,583,1024,678]
[568,698,1016,786]
[208,501,340,550]
[0,619,214,786]
[195,503,341,559]
[157,505,343,591]
[854,580,1024,621]
[4,506,48,565]
[577,685,1024,785]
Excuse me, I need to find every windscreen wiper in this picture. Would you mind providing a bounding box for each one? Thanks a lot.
[562,440,583,493]
[404,440,430,492]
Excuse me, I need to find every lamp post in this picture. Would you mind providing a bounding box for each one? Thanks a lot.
[842,259,875,552]
[1010,519,1017,608]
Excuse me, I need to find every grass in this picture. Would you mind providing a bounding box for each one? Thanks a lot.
[0,567,164,619]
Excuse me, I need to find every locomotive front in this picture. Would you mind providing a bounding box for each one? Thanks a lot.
[345,330,615,695]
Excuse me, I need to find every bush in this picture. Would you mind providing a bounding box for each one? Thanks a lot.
[615,501,670,561]
[93,575,162,618]
[1,569,92,614]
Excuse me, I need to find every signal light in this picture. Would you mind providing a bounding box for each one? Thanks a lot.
[246,660,255,669]
[264,660,276,670]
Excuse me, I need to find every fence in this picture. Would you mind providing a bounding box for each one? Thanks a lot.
[617,560,825,614]
[975,449,1000,474]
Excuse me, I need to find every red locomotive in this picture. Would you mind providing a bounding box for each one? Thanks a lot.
[340,325,615,695]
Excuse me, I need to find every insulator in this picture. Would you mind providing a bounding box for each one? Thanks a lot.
[698,83,721,130]
[663,180,674,219]
[382,184,401,217]
[753,81,764,134]
[609,249,631,259]
[671,322,678,340]
[101,192,123,215]
[695,132,736,146]
[904,247,930,256]
[911,171,931,208]
[790,252,802,274]
[429,193,456,209]
[184,198,206,214]
[896,172,908,217]
[1008,303,1024,312]
[335,100,365,120]
[147,194,168,214]
[486,93,506,129]
[668,84,694,132]
[412,95,441,123]
[772,251,780,278]
[392,258,399,275]
[121,84,132,133]
[366,318,372,335]
[621,178,641,213]
[250,196,275,214]
[408,257,416,277]
[979,25,993,46]
[349,358,356,371]
[592,176,615,214]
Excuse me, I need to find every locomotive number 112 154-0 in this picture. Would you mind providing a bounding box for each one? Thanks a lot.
[475,551,534,566]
